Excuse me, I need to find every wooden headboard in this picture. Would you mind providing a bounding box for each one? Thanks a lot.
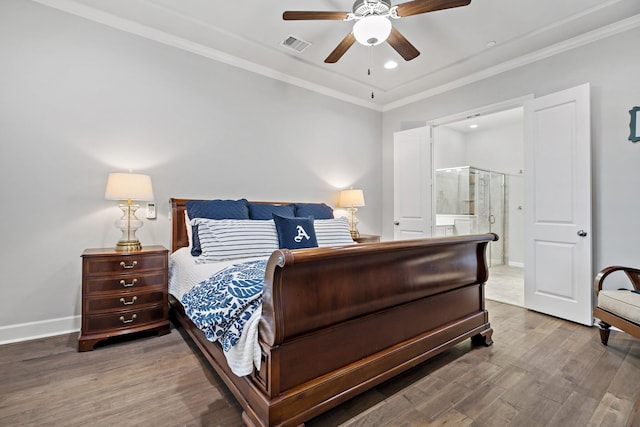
[170,198,191,253]
[169,198,305,253]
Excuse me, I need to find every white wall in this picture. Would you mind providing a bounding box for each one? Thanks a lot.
[0,0,382,341]
[433,127,466,169]
[464,122,524,175]
[383,25,640,278]
[506,174,524,266]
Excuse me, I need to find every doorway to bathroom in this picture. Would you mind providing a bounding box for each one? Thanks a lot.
[435,166,505,267]
[433,107,524,306]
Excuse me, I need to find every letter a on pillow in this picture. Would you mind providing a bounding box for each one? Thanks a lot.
[273,214,318,249]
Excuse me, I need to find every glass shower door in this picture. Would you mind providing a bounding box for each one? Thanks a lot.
[471,168,505,266]
[435,166,506,267]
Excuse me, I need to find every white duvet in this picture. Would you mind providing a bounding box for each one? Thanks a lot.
[169,247,264,376]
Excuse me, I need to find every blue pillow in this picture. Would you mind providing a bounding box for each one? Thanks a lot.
[294,203,334,219]
[248,203,295,220]
[186,199,249,256]
[272,214,318,250]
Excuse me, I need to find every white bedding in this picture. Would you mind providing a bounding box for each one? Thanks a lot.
[169,247,268,299]
[169,247,265,376]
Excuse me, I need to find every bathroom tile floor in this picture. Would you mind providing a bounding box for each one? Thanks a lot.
[486,264,524,307]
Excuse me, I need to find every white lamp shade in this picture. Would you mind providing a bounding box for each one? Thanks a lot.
[339,189,366,208]
[105,173,154,201]
[353,16,392,46]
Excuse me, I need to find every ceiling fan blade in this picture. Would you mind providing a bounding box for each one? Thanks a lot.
[283,11,349,20]
[324,33,356,63]
[387,27,420,61]
[396,0,471,17]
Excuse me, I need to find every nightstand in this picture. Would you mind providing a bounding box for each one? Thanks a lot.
[353,234,380,243]
[78,245,170,351]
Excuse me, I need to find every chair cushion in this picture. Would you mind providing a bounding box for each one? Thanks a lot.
[598,290,640,324]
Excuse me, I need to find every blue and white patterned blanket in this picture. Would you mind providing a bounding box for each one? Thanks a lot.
[181,259,266,352]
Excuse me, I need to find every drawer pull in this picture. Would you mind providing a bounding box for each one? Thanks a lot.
[120,260,138,269]
[119,296,137,306]
[119,278,138,288]
[119,314,137,324]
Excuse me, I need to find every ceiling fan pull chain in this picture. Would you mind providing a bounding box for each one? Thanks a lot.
[367,46,375,99]
[368,46,375,99]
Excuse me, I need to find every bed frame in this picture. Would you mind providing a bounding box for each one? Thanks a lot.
[169,198,496,427]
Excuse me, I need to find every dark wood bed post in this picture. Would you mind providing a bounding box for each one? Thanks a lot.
[170,198,190,252]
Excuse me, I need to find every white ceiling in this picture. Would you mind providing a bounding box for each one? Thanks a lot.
[36,0,640,110]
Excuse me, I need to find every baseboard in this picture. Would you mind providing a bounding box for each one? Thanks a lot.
[508,261,525,268]
[0,316,81,345]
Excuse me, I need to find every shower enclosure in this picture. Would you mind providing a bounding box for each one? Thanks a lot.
[435,166,506,266]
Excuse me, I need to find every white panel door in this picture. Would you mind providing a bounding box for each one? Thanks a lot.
[393,127,432,240]
[524,83,592,325]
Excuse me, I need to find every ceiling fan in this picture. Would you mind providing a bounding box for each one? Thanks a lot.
[283,0,471,63]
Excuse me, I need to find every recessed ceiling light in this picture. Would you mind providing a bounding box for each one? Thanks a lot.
[384,60,398,69]
[486,40,497,48]
[469,124,479,129]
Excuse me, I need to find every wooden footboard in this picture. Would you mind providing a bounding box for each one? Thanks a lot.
[169,198,496,427]
[256,234,495,426]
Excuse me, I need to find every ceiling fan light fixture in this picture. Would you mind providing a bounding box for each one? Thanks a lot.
[353,15,392,46]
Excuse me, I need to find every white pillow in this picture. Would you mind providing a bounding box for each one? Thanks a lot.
[184,210,192,249]
[314,217,355,247]
[193,218,279,263]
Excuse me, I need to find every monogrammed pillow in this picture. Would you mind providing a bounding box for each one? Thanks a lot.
[272,214,318,250]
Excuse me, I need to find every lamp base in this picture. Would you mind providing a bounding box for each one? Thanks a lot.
[115,240,142,252]
[114,203,144,252]
[347,207,360,239]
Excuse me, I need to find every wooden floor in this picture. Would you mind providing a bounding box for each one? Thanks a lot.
[2,300,640,426]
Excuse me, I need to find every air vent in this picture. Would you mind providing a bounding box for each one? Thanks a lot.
[281,35,311,53]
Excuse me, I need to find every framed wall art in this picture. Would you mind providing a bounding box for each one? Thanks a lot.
[630,106,640,143]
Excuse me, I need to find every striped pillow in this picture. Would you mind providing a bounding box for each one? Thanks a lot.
[314,217,355,247]
[193,218,279,263]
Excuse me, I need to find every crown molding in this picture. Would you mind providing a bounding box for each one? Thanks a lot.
[383,13,640,112]
[31,0,383,112]
[31,0,640,113]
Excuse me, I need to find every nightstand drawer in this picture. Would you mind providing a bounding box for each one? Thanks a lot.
[84,253,167,276]
[85,271,166,294]
[85,290,166,313]
[84,305,167,333]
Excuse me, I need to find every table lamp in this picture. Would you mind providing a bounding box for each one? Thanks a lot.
[105,172,154,251]
[339,189,365,238]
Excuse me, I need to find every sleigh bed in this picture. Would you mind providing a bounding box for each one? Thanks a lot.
[168,198,496,427]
